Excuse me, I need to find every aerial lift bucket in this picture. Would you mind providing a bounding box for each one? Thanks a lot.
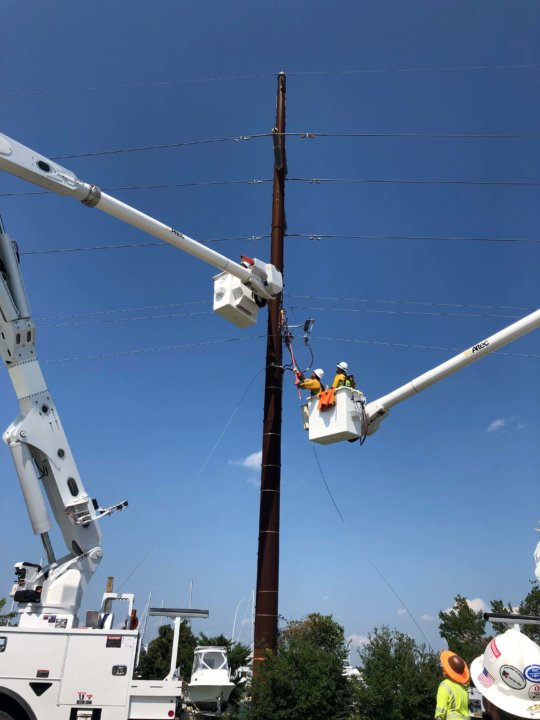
[306,386,366,444]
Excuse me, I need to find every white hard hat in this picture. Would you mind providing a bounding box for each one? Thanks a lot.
[337,361,348,371]
[313,368,324,380]
[471,629,540,718]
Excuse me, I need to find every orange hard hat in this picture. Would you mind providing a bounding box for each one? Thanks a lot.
[440,650,470,685]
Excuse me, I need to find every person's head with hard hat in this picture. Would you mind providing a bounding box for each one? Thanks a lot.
[435,650,470,720]
[471,629,540,720]
[440,650,470,685]
[295,368,325,396]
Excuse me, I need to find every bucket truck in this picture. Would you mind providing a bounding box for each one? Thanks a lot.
[0,132,283,720]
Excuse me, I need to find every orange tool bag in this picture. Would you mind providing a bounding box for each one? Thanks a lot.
[318,388,336,411]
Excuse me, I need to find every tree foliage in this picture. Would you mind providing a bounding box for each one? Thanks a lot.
[519,581,540,644]
[244,613,356,720]
[356,626,439,720]
[0,597,14,627]
[137,624,250,687]
[137,621,198,680]
[438,595,487,664]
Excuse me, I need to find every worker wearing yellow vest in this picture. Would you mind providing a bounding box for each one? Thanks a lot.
[435,650,470,720]
[295,368,325,396]
[332,361,356,389]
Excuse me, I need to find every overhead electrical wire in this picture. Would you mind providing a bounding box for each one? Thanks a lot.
[37,304,525,331]
[311,444,435,652]
[0,178,273,198]
[285,293,535,313]
[4,174,540,200]
[286,233,540,245]
[20,236,269,254]
[289,304,522,321]
[119,366,265,590]
[37,332,540,365]
[17,231,540,254]
[34,295,536,322]
[43,334,264,364]
[313,335,540,359]
[48,130,540,160]
[3,62,539,98]
[287,176,540,188]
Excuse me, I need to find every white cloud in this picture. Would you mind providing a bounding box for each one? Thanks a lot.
[421,614,434,622]
[348,634,369,649]
[231,450,262,470]
[487,418,506,433]
[467,597,488,613]
[230,451,262,485]
[487,416,526,434]
[397,607,408,616]
[444,597,487,614]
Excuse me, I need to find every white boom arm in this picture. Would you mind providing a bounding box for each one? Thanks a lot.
[0,131,282,626]
[365,308,540,434]
[0,133,283,310]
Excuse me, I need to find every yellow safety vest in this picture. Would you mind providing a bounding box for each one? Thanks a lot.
[298,377,323,396]
[435,679,469,720]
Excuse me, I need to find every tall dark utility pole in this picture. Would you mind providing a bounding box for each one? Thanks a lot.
[253,72,287,673]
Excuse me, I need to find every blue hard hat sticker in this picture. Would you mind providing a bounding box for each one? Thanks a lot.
[525,665,540,683]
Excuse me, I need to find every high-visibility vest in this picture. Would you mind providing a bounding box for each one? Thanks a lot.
[298,377,323,396]
[435,679,469,720]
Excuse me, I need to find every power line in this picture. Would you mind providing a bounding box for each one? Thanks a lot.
[20,236,268,255]
[38,309,212,330]
[286,293,534,313]
[51,134,270,160]
[289,304,522,321]
[0,178,273,198]
[3,63,539,98]
[287,233,540,244]
[119,366,265,590]
[36,331,539,364]
[17,232,540,255]
[5,175,540,200]
[43,334,264,364]
[49,130,540,161]
[36,299,210,322]
[34,296,536,324]
[288,176,540,188]
[312,444,435,652]
[313,335,540,359]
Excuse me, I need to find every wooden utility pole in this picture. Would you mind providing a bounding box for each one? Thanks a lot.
[253,72,287,673]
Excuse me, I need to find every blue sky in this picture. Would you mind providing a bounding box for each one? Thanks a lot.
[1,0,539,658]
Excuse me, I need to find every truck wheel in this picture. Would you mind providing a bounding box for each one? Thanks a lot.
[0,710,17,720]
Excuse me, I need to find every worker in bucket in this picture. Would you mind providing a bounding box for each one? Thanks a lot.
[295,368,325,396]
[470,628,540,720]
[332,361,356,389]
[435,650,470,720]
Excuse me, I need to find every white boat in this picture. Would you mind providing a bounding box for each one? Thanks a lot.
[187,646,235,713]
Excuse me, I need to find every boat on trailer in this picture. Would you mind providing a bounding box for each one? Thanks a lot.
[187,645,235,714]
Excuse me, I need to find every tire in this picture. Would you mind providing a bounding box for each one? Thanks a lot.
[0,710,17,720]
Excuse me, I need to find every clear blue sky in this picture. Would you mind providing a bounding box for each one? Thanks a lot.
[1,0,539,657]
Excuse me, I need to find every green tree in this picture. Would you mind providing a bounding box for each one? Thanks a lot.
[0,598,14,627]
[137,621,198,680]
[244,613,354,720]
[356,626,439,720]
[438,595,487,664]
[489,599,515,635]
[519,581,540,644]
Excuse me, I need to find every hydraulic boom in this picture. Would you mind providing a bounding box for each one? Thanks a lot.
[0,130,283,626]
